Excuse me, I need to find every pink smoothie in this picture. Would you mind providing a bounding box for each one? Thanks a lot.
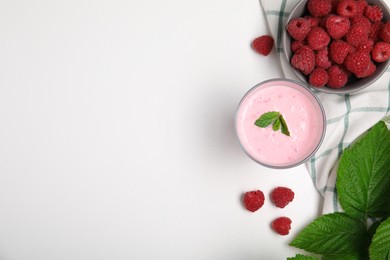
[236,80,325,167]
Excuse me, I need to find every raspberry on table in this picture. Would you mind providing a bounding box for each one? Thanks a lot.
[287,18,311,41]
[315,48,332,69]
[371,42,390,63]
[344,50,371,76]
[325,14,350,39]
[355,61,376,78]
[336,0,357,18]
[380,22,390,43]
[327,65,349,88]
[251,35,274,56]
[365,5,383,23]
[330,39,354,64]
[243,190,265,212]
[271,217,292,236]
[308,0,332,18]
[307,27,331,50]
[356,0,368,17]
[271,187,295,208]
[346,25,370,47]
[291,46,316,75]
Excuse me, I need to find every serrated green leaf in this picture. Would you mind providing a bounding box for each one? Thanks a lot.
[273,118,281,131]
[254,111,280,128]
[287,254,318,260]
[280,115,290,136]
[337,121,390,219]
[369,217,390,259]
[290,213,368,256]
[322,255,362,260]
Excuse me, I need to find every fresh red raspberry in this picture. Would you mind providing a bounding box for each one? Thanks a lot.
[308,0,332,18]
[370,22,384,42]
[356,39,374,52]
[371,42,390,62]
[356,0,368,17]
[344,51,371,75]
[355,61,376,78]
[327,65,349,88]
[380,22,390,43]
[330,39,354,64]
[325,15,350,39]
[309,68,329,87]
[365,5,383,23]
[291,46,316,75]
[272,217,292,236]
[307,27,331,50]
[346,24,370,47]
[243,190,265,212]
[251,36,274,56]
[270,187,295,208]
[305,16,321,28]
[315,48,332,69]
[351,16,371,31]
[336,0,357,18]
[291,41,305,53]
[287,18,311,41]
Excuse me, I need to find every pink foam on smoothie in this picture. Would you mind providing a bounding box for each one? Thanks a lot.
[236,81,324,167]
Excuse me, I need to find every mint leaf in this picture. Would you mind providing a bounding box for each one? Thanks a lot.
[369,217,390,259]
[254,111,280,128]
[322,255,361,260]
[337,121,390,219]
[273,118,281,131]
[280,115,290,136]
[290,213,368,256]
[287,254,318,260]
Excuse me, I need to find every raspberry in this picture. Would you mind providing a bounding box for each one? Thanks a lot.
[327,65,349,88]
[336,0,357,18]
[272,217,292,236]
[380,22,390,43]
[356,0,368,17]
[291,41,305,53]
[310,68,329,87]
[371,42,390,63]
[270,187,295,208]
[243,190,265,212]
[305,16,320,28]
[344,51,371,75]
[325,15,350,39]
[346,25,369,47]
[330,39,354,64]
[355,61,376,78]
[315,48,332,69]
[291,46,316,75]
[251,36,274,56]
[365,5,383,23]
[356,39,374,53]
[351,16,371,31]
[307,27,331,50]
[370,22,384,42]
[308,0,332,18]
[287,18,311,41]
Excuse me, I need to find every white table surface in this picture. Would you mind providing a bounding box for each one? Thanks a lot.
[0,0,322,259]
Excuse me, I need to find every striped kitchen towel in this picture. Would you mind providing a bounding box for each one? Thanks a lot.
[259,0,390,214]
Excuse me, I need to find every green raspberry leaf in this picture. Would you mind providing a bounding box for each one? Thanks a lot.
[290,213,368,256]
[287,254,318,260]
[369,217,390,259]
[273,118,281,131]
[337,121,390,219]
[280,114,290,136]
[254,111,280,128]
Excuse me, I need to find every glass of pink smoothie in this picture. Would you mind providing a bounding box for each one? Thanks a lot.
[235,79,326,168]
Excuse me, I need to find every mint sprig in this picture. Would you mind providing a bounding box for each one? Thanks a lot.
[254,111,290,136]
[288,120,390,260]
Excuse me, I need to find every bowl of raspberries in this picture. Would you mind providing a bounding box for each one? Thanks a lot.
[283,0,390,93]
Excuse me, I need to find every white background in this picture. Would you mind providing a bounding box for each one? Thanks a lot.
[0,0,321,259]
